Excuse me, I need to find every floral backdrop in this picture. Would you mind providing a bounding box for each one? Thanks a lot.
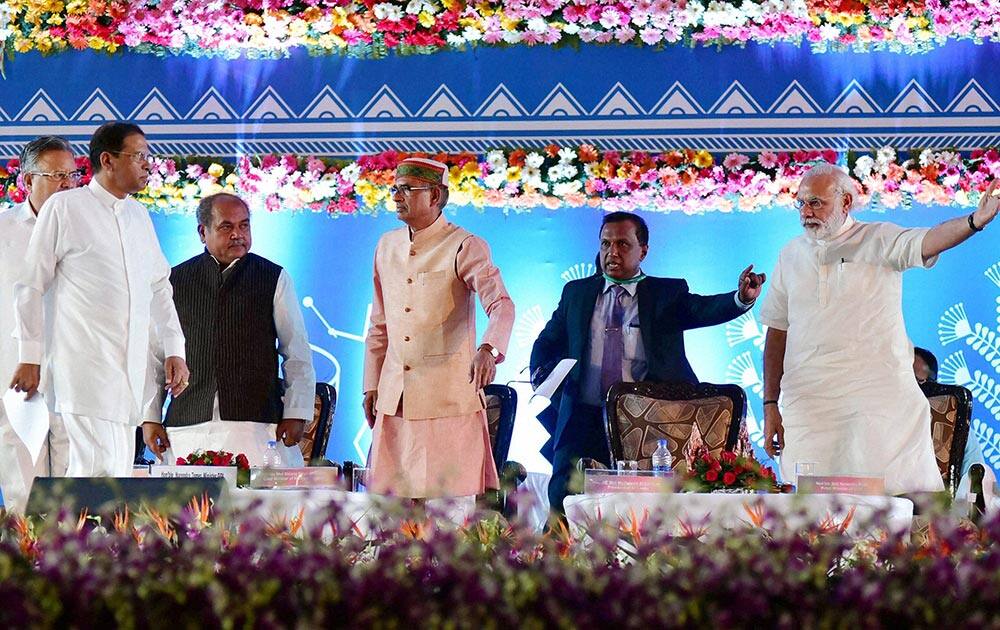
[2,146,997,216]
[2,0,1000,59]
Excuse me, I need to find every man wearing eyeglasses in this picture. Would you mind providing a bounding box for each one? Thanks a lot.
[9,122,189,478]
[363,157,514,500]
[760,163,1000,495]
[0,136,76,512]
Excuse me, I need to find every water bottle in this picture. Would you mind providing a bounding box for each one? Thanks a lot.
[651,439,672,477]
[262,440,281,468]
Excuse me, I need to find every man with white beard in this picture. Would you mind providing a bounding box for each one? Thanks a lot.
[759,163,999,495]
[0,136,75,512]
[9,122,190,478]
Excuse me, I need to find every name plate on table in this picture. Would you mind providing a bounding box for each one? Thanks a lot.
[149,465,238,488]
[249,466,341,489]
[584,469,673,494]
[797,475,885,495]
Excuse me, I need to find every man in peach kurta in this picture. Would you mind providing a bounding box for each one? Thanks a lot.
[363,157,515,498]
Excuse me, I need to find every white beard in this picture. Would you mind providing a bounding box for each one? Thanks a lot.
[802,211,846,241]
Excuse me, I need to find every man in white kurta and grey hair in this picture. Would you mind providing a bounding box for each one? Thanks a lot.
[9,122,190,478]
[0,136,75,511]
[760,162,999,495]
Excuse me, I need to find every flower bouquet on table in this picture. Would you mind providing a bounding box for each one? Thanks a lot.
[686,448,779,494]
[177,450,251,487]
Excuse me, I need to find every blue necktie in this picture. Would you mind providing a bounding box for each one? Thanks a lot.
[600,285,626,401]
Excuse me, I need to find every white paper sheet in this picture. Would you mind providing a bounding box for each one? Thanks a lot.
[529,358,576,406]
[2,389,50,465]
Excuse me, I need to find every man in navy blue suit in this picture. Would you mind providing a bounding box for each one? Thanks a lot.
[531,211,766,516]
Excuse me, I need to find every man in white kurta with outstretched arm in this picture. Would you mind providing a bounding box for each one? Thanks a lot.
[9,122,190,478]
[760,163,999,495]
[0,136,76,512]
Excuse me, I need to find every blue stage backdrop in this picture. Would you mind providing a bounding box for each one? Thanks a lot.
[151,206,1000,477]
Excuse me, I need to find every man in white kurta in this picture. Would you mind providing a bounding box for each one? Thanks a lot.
[10,123,188,478]
[0,136,75,511]
[760,164,999,495]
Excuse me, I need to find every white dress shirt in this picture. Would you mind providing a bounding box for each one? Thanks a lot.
[14,179,185,424]
[759,215,944,494]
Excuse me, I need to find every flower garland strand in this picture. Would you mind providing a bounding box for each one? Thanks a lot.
[1,146,997,215]
[1,0,998,59]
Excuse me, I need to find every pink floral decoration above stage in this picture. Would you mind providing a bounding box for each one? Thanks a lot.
[1,146,997,216]
[1,0,998,58]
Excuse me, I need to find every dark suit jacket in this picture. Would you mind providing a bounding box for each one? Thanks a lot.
[530,274,746,461]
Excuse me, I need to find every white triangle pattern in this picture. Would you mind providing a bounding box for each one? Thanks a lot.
[129,88,181,121]
[2,80,999,124]
[72,89,124,122]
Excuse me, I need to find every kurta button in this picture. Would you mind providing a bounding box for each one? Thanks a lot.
[406,278,413,284]
[409,249,416,256]
[404,307,411,312]
[404,336,410,341]
[403,365,411,371]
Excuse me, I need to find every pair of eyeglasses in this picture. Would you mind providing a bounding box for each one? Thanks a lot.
[389,184,438,196]
[111,150,157,164]
[793,197,828,211]
[29,170,83,184]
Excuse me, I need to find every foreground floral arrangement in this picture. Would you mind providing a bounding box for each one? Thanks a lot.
[687,449,779,492]
[1,496,998,626]
[1,0,998,60]
[1,146,996,216]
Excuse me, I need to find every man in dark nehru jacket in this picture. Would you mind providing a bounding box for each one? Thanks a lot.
[142,192,315,466]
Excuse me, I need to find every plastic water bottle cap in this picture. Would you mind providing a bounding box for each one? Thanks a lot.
[267,440,277,448]
[657,439,668,447]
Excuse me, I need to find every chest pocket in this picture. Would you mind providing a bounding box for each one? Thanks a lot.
[420,270,449,285]
[834,261,872,297]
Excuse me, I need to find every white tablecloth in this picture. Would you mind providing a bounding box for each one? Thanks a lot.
[564,492,914,538]
[228,488,476,537]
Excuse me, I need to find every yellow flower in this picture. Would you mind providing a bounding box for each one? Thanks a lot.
[506,166,521,182]
[418,11,436,28]
[225,174,239,187]
[14,37,34,53]
[692,151,714,168]
[87,36,105,51]
[207,163,225,178]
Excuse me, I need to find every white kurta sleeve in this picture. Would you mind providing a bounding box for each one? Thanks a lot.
[13,197,62,364]
[873,223,938,271]
[758,249,790,330]
[141,320,166,423]
[274,269,316,420]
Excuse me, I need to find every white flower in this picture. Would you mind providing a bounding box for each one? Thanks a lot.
[918,149,934,167]
[558,147,578,163]
[462,26,483,41]
[852,156,875,179]
[484,172,507,189]
[502,30,522,43]
[819,24,841,41]
[525,152,545,168]
[446,33,466,46]
[486,150,507,170]
[527,17,548,33]
[340,163,361,183]
[373,3,403,21]
[562,22,581,35]
[553,181,583,196]
[405,0,435,15]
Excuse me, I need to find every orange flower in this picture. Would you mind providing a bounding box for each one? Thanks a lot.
[545,144,560,158]
[664,151,685,168]
[578,144,599,164]
[508,149,527,168]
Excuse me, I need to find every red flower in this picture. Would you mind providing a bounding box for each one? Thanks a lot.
[176,457,186,465]
[721,451,737,464]
[705,470,719,482]
[236,454,250,470]
[212,455,225,466]
[723,472,737,485]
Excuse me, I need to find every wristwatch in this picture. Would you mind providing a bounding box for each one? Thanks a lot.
[479,344,500,359]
